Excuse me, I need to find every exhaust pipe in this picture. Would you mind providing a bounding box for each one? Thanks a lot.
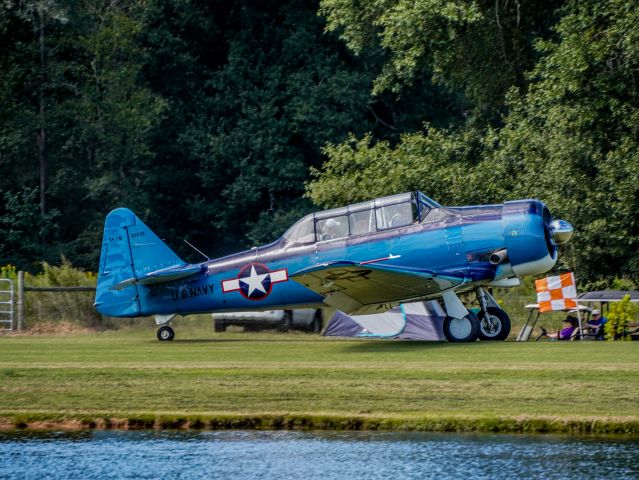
[489,248,509,265]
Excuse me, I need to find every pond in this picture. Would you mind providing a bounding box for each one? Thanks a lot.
[1,430,637,479]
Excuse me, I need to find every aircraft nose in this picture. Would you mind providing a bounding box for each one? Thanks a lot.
[550,219,573,244]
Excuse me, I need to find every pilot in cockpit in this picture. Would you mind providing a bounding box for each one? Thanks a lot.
[386,203,413,228]
[320,218,340,241]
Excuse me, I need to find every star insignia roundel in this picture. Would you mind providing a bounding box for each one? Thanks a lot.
[221,263,288,300]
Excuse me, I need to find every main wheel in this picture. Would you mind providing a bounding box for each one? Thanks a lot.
[443,313,479,343]
[478,307,511,341]
[157,325,175,341]
[277,311,292,332]
[214,320,227,332]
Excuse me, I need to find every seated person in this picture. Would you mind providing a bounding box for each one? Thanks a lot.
[587,309,607,340]
[319,217,347,241]
[320,218,337,241]
[546,316,578,340]
[388,204,413,227]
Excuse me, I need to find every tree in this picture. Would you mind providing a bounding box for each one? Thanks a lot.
[319,0,563,125]
[140,0,378,258]
[310,0,639,283]
[54,1,166,266]
[0,1,165,269]
[307,128,486,208]
[2,0,387,269]
[9,1,69,215]
[486,0,639,281]
[0,187,59,269]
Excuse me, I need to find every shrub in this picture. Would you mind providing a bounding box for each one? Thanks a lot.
[1,259,100,328]
[604,295,638,341]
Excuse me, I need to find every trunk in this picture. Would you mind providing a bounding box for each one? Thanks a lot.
[38,127,47,215]
[38,6,48,216]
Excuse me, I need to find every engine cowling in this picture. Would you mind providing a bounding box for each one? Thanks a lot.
[502,200,561,277]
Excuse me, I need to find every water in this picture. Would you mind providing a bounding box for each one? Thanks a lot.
[1,430,637,479]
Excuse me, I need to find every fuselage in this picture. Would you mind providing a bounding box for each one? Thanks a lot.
[126,194,558,317]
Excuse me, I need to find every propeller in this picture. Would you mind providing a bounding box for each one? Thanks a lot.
[550,219,574,244]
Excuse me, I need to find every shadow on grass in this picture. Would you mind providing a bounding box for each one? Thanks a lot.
[339,340,450,353]
[167,337,329,344]
[162,337,451,349]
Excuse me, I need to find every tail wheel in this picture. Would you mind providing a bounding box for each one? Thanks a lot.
[278,311,292,332]
[443,313,479,343]
[478,307,511,341]
[157,325,175,342]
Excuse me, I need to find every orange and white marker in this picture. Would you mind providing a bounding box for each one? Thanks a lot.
[535,272,578,313]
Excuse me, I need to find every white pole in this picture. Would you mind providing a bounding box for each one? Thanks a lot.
[576,307,583,340]
[17,271,24,331]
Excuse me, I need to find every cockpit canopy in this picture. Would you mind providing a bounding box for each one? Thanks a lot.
[283,191,441,246]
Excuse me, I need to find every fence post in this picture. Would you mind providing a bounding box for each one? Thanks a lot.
[17,270,24,331]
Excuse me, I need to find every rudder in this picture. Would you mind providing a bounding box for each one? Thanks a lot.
[95,208,184,317]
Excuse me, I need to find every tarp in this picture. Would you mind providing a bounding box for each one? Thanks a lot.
[323,300,446,340]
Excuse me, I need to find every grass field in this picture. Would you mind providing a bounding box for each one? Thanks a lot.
[0,325,638,434]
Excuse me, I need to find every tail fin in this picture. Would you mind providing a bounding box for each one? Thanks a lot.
[95,208,185,317]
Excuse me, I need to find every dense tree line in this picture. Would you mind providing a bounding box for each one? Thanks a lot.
[0,0,438,270]
[0,0,637,285]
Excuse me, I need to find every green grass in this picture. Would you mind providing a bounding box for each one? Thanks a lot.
[0,325,638,434]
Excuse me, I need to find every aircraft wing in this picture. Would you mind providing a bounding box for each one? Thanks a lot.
[290,262,465,315]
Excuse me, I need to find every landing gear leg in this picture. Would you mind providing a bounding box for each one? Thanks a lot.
[442,291,479,342]
[155,314,176,342]
[476,287,511,341]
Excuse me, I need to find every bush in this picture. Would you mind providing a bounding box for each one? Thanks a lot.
[1,259,101,328]
[604,295,638,341]
[24,259,101,327]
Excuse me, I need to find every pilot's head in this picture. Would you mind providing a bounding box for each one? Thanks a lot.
[325,218,340,232]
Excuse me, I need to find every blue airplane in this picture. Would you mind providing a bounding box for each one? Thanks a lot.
[94,191,573,342]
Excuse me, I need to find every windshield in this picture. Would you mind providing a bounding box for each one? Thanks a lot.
[417,191,440,221]
[284,191,435,244]
[282,214,315,246]
[417,191,441,208]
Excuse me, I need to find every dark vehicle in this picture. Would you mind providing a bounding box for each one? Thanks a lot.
[213,309,323,333]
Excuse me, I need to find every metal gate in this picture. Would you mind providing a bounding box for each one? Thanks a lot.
[0,278,14,332]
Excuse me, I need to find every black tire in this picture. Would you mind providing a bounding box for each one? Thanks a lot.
[277,311,292,332]
[214,320,227,332]
[311,311,323,334]
[157,325,175,341]
[443,313,479,343]
[478,307,511,341]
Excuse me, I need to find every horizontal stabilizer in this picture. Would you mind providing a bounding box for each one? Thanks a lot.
[111,264,205,291]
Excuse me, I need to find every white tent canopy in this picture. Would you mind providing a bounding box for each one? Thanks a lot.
[324,301,447,340]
